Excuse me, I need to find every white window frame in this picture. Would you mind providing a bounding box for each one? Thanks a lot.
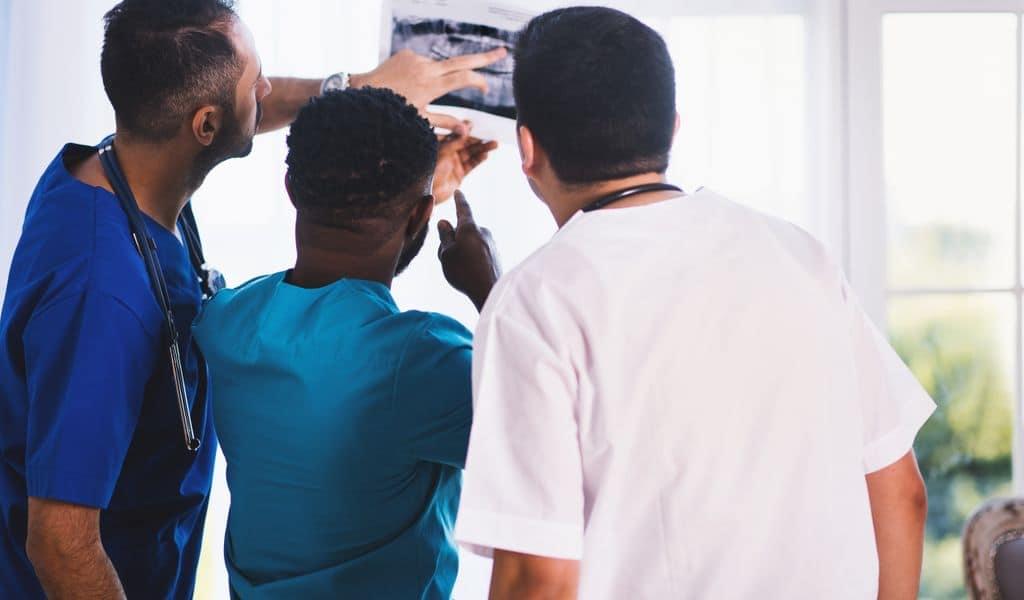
[846,0,1024,492]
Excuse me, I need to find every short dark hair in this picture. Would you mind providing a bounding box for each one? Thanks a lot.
[101,0,242,141]
[514,7,676,184]
[286,88,439,235]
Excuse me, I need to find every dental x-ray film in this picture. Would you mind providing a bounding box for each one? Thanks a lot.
[385,0,538,142]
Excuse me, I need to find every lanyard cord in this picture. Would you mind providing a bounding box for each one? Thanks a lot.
[581,183,684,213]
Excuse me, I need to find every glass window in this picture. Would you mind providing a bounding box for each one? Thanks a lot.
[882,12,1020,599]
[883,14,1017,290]
[665,15,809,229]
[889,294,1015,598]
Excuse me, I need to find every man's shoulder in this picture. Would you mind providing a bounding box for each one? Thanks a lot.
[732,197,844,293]
[398,311,473,353]
[392,311,473,409]
[9,167,161,334]
[665,188,843,289]
[206,273,280,306]
[476,238,582,327]
[19,144,139,270]
[194,273,280,332]
[390,311,472,379]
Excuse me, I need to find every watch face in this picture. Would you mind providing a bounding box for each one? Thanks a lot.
[324,74,346,92]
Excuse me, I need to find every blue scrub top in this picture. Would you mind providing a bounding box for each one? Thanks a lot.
[193,273,473,599]
[0,144,216,599]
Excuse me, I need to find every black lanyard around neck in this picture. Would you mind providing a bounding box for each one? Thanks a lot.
[97,135,211,453]
[581,183,684,213]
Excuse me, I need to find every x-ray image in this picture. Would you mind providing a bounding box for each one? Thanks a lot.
[392,18,518,119]
[386,0,540,141]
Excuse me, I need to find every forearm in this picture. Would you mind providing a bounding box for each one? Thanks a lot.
[867,452,928,600]
[490,577,577,600]
[490,550,579,600]
[259,77,324,133]
[28,539,125,599]
[27,498,126,599]
[873,502,926,599]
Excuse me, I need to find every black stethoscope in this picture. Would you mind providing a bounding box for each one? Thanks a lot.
[97,135,223,453]
[581,183,684,213]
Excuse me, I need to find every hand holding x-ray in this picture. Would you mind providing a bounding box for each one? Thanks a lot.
[387,0,540,143]
[432,130,499,204]
[355,46,509,134]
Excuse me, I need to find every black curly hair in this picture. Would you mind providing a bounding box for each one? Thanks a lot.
[286,88,439,235]
[101,0,241,141]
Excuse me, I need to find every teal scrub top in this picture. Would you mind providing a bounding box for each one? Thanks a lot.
[193,273,473,599]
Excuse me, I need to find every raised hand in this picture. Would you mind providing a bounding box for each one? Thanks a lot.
[432,131,498,204]
[438,191,501,312]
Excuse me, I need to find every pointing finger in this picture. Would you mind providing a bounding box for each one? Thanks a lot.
[438,219,456,248]
[464,150,492,172]
[454,190,474,226]
[459,140,498,161]
[441,47,508,74]
[441,70,488,95]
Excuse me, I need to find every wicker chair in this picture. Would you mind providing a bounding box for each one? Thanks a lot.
[963,497,1024,599]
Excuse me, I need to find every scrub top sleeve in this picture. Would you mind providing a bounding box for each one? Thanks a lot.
[394,315,474,469]
[455,301,585,561]
[843,280,936,474]
[22,289,158,508]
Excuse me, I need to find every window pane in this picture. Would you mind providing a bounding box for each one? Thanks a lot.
[889,294,1015,599]
[664,16,809,229]
[883,14,1017,289]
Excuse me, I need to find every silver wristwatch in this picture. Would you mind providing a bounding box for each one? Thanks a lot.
[320,72,351,95]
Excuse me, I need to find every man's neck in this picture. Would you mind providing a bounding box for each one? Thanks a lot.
[288,220,399,289]
[549,173,677,227]
[112,134,198,232]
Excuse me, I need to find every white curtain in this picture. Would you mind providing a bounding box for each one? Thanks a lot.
[0,1,850,598]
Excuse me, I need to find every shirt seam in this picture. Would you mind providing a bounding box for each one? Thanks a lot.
[390,314,436,420]
[456,507,585,560]
[24,181,159,339]
[351,283,399,314]
[87,185,98,289]
[862,395,935,472]
[21,182,101,321]
[24,286,161,343]
[458,506,583,532]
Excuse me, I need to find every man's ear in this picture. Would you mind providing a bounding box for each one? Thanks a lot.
[284,172,297,208]
[192,105,223,147]
[673,111,681,141]
[407,194,434,238]
[518,124,537,178]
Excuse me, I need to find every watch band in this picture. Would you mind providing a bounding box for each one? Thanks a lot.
[320,72,350,95]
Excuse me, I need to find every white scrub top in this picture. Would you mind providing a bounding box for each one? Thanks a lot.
[456,189,935,599]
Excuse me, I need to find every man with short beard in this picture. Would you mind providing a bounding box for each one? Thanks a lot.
[193,87,500,598]
[0,0,502,598]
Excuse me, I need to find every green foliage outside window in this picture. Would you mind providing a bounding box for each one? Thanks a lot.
[891,302,1014,599]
